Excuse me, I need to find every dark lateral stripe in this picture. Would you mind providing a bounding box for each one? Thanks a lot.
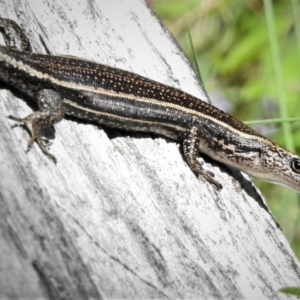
[64,89,194,124]
[63,98,187,138]
[1,48,273,145]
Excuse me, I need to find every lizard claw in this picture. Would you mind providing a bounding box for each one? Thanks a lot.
[8,114,57,163]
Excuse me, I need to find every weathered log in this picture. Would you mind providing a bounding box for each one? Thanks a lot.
[0,1,299,299]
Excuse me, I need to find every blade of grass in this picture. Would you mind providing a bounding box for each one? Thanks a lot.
[185,14,203,82]
[244,117,300,125]
[280,287,300,296]
[263,0,295,152]
[263,0,299,242]
[290,0,300,246]
[292,0,300,63]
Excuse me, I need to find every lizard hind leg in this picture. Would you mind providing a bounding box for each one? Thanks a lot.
[0,17,32,51]
[183,125,223,190]
[8,89,65,163]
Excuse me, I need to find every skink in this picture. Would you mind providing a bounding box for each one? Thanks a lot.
[1,17,300,191]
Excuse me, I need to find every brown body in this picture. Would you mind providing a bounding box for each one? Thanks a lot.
[1,18,300,191]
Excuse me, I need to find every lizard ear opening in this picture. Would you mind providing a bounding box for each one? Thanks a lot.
[291,158,300,174]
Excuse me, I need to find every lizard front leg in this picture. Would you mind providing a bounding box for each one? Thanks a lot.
[9,89,65,163]
[183,125,223,190]
[0,19,64,161]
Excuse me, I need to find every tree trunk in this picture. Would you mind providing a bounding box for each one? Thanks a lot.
[0,0,299,299]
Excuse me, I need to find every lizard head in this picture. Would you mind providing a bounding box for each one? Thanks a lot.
[250,146,300,192]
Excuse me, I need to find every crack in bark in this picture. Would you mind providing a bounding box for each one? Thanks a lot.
[72,217,171,299]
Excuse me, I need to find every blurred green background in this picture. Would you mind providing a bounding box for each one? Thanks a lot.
[148,0,300,258]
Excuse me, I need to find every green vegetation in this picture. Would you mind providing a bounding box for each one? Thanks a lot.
[149,0,300,258]
[280,286,300,296]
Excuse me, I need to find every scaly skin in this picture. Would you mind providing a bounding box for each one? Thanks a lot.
[1,17,300,191]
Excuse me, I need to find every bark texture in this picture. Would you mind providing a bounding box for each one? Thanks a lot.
[0,1,299,299]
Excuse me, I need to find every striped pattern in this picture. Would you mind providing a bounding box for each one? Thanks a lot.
[1,46,273,145]
[2,17,300,193]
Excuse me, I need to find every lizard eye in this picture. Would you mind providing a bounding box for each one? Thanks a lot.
[291,158,300,174]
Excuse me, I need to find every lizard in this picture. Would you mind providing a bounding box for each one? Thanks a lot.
[1,17,300,191]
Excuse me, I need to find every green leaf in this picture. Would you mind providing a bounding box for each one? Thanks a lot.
[280,287,300,296]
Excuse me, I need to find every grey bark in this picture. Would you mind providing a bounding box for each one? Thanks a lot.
[0,0,299,299]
